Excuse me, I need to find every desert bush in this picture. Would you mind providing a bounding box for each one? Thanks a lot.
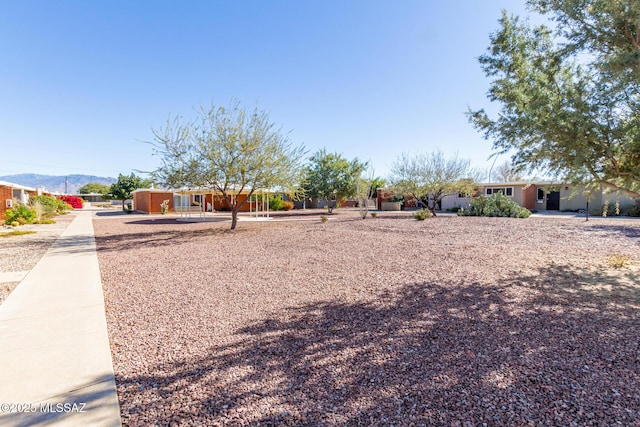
[34,219,56,224]
[160,199,170,215]
[5,204,37,225]
[387,195,404,203]
[57,195,83,209]
[607,253,631,269]
[29,195,69,214]
[370,212,377,218]
[10,221,19,227]
[269,196,285,211]
[282,201,294,211]
[459,193,531,218]
[1,230,36,237]
[320,215,328,223]
[413,209,432,220]
[628,201,640,217]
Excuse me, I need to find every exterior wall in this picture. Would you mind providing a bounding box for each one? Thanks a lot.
[0,185,12,221]
[523,185,536,210]
[440,194,471,210]
[478,185,525,206]
[133,190,175,214]
[602,191,636,210]
[558,185,601,211]
[376,189,395,210]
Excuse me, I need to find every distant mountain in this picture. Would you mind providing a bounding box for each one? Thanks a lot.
[0,174,116,194]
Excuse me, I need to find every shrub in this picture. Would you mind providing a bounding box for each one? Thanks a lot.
[320,215,328,223]
[282,201,294,211]
[57,195,83,209]
[628,201,640,217]
[269,196,285,211]
[607,253,631,269]
[370,212,377,218]
[160,199,170,215]
[5,204,37,225]
[1,230,36,237]
[34,219,56,224]
[413,209,432,220]
[460,193,531,218]
[29,195,70,215]
[10,221,19,227]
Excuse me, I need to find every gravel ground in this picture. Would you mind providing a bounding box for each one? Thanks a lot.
[94,212,640,426]
[0,213,75,305]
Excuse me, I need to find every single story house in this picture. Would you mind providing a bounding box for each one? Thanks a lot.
[441,181,637,213]
[132,188,275,214]
[0,180,49,221]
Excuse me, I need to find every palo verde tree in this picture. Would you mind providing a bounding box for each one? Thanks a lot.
[389,151,478,217]
[304,149,367,213]
[468,1,640,198]
[108,173,152,210]
[151,100,305,230]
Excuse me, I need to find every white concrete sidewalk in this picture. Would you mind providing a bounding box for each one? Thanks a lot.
[0,211,121,426]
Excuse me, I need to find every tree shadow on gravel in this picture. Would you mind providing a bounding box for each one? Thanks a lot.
[584,223,640,240]
[94,226,246,253]
[115,265,640,426]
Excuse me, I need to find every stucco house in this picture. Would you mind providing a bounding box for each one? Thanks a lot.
[132,188,274,214]
[0,180,49,221]
[441,181,637,213]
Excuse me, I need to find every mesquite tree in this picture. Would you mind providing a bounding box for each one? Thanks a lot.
[151,100,305,229]
[469,2,640,198]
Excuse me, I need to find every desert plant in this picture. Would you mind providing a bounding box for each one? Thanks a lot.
[34,219,56,224]
[1,230,36,237]
[607,253,631,269]
[269,196,285,211]
[282,201,294,211]
[5,204,37,225]
[29,195,69,215]
[57,195,83,209]
[628,201,640,217]
[370,212,377,218]
[10,221,19,227]
[387,195,404,203]
[160,199,170,215]
[460,193,531,218]
[320,215,328,223]
[413,209,432,220]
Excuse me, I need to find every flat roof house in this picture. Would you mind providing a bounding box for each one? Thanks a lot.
[441,181,637,213]
[0,180,49,221]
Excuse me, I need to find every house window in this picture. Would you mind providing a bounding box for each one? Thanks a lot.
[458,192,471,198]
[485,187,513,197]
[537,188,544,203]
[193,194,202,204]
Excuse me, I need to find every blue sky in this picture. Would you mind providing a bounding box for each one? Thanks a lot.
[0,0,538,180]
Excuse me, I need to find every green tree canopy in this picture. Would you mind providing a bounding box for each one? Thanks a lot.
[468,1,640,198]
[151,100,305,229]
[304,149,367,213]
[78,182,111,195]
[390,151,478,216]
[108,173,152,210]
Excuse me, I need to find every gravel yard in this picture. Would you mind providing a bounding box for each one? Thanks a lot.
[94,212,640,426]
[0,213,75,305]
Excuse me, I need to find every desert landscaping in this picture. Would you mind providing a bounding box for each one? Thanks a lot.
[89,211,640,425]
